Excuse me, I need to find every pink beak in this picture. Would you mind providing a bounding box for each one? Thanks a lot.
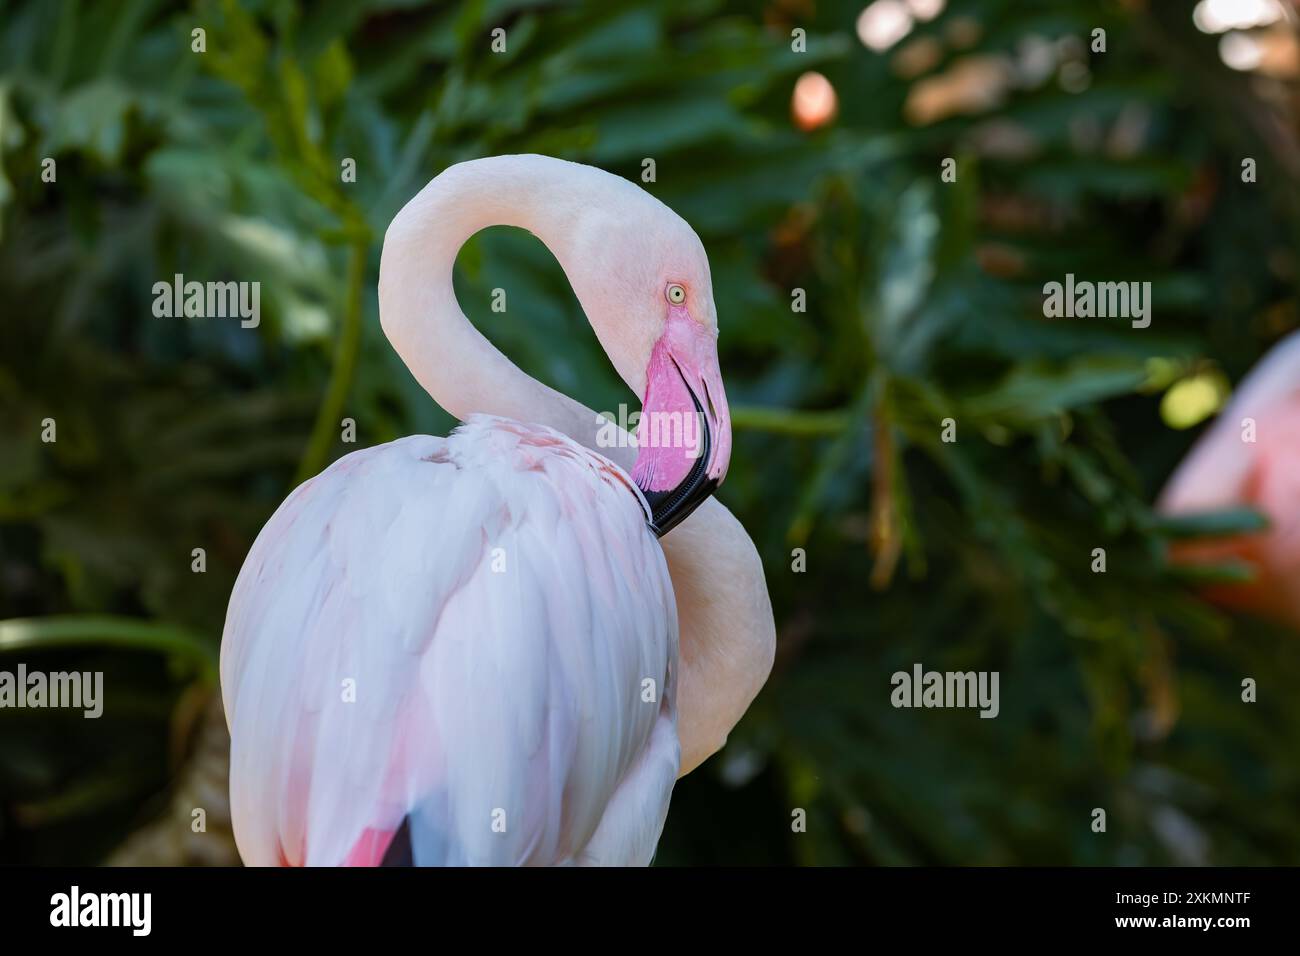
[630,304,732,536]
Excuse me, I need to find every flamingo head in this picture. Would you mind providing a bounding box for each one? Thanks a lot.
[629,289,732,537]
[563,194,732,537]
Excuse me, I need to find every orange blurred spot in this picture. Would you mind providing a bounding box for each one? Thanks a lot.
[792,71,838,131]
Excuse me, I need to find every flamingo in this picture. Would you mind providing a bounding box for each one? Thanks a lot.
[219,155,776,866]
[1158,331,1300,628]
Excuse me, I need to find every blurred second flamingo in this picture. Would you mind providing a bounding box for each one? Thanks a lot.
[1159,331,1300,628]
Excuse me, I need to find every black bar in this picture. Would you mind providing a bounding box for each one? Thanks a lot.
[0,866,1288,941]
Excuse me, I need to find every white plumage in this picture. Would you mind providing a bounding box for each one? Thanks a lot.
[221,415,680,866]
[222,154,776,868]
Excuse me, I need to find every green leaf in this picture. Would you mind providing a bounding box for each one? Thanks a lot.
[0,616,218,683]
[1148,508,1270,540]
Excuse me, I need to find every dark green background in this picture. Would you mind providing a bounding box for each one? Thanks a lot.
[2,0,1298,865]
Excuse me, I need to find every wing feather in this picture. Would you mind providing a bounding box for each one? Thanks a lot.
[220,415,678,866]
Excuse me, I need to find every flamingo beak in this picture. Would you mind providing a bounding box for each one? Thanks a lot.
[631,305,732,537]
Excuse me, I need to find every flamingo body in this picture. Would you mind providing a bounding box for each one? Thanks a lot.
[222,154,775,867]
[221,415,680,865]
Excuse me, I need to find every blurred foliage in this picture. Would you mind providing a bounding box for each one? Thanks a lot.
[2,0,1299,865]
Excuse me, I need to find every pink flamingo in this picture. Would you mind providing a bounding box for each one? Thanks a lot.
[220,155,775,866]
[1158,331,1300,627]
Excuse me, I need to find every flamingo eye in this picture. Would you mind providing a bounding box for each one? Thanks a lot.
[666,283,686,305]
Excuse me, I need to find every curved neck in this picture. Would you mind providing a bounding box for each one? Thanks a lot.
[663,498,775,776]
[378,156,632,470]
[378,157,775,773]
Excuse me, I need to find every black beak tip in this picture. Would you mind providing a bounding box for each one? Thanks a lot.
[643,477,719,538]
